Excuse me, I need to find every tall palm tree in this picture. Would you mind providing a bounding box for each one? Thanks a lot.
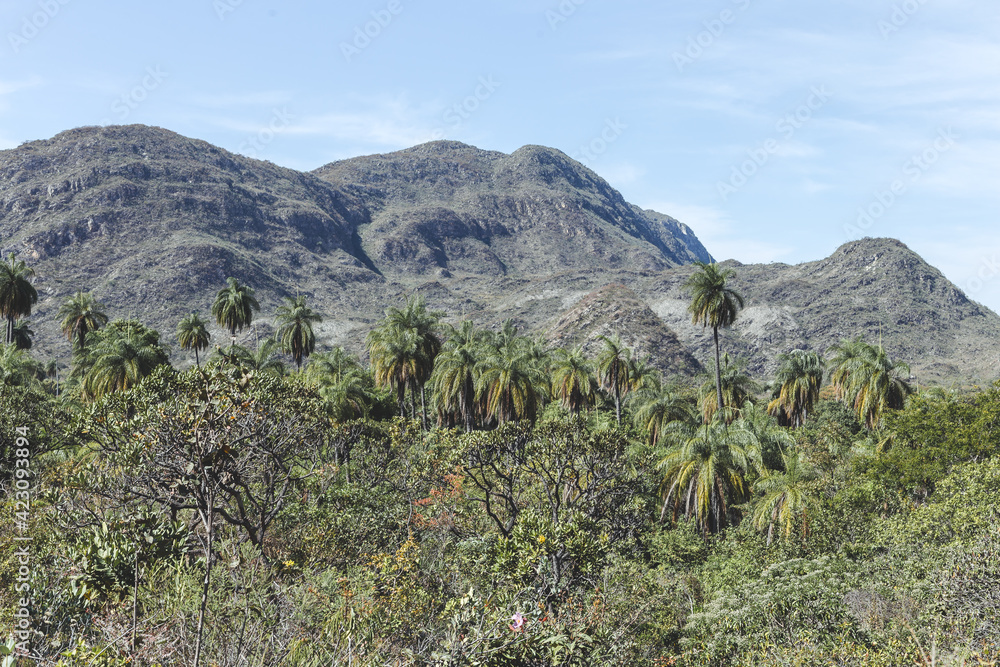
[549,346,598,415]
[828,339,913,428]
[431,340,484,431]
[475,345,547,425]
[698,354,760,424]
[211,277,260,341]
[657,421,759,536]
[275,295,322,371]
[366,297,442,426]
[0,253,38,345]
[177,312,211,367]
[750,450,820,545]
[827,336,868,402]
[59,291,109,354]
[596,335,633,425]
[367,325,422,418]
[683,262,745,424]
[9,319,33,351]
[767,350,825,427]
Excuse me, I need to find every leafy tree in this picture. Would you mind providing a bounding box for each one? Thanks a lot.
[596,335,633,425]
[83,368,328,666]
[177,311,211,367]
[750,450,820,545]
[683,262,745,424]
[0,253,37,345]
[211,277,260,341]
[275,295,322,371]
[549,346,598,415]
[9,318,33,351]
[768,350,825,427]
[59,291,108,354]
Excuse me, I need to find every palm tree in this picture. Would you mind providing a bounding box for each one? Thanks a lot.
[736,400,796,474]
[214,339,285,377]
[596,335,633,425]
[0,253,38,345]
[367,324,422,418]
[0,343,41,387]
[750,450,820,545]
[657,421,759,536]
[211,277,260,341]
[59,291,109,354]
[630,383,697,446]
[827,336,868,402]
[306,347,365,382]
[698,354,760,424]
[767,350,825,427]
[9,319,33,351]
[366,297,442,426]
[177,312,211,367]
[275,295,322,371]
[431,340,484,431]
[476,345,548,425]
[828,339,913,428]
[549,346,598,415]
[305,349,376,421]
[683,262,745,424]
[83,335,168,399]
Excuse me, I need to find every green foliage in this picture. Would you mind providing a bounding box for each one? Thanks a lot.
[681,555,866,665]
[858,387,1000,500]
[68,513,187,605]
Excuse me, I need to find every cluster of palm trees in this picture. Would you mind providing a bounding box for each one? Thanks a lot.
[362,299,675,432]
[0,253,916,438]
[0,266,329,397]
[0,251,924,545]
[652,262,915,541]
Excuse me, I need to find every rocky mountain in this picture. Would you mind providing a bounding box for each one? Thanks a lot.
[0,125,997,386]
[545,284,702,378]
[0,125,710,364]
[313,141,713,279]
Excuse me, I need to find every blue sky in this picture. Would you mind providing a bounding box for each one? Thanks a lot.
[1,0,999,311]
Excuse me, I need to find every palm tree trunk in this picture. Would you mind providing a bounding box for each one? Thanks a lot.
[5,317,11,345]
[713,326,724,424]
[195,348,200,368]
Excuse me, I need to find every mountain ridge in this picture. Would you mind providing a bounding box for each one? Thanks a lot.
[0,125,995,386]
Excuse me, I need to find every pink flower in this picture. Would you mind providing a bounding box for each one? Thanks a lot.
[509,612,525,632]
